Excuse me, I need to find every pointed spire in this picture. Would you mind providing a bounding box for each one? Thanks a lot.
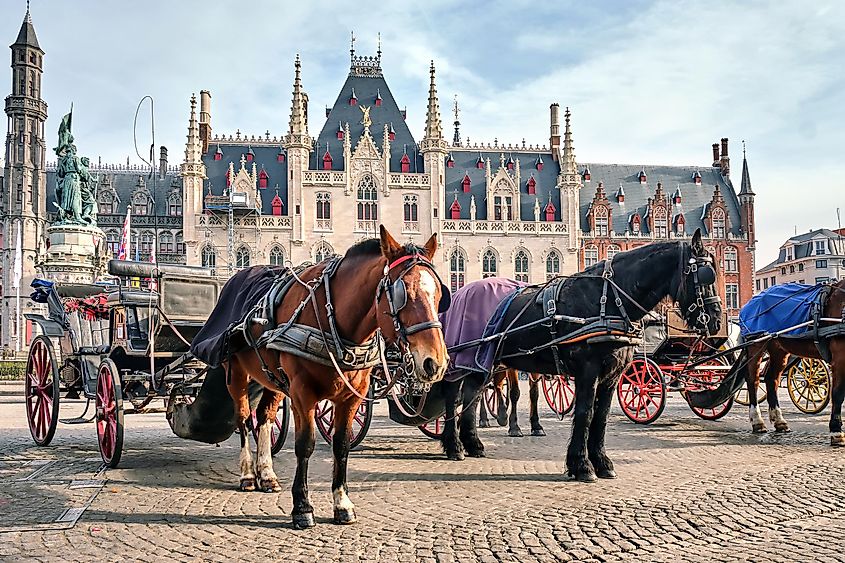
[289,54,306,135]
[739,141,754,196]
[14,2,41,50]
[561,107,577,176]
[185,94,202,164]
[453,95,461,146]
[424,61,443,141]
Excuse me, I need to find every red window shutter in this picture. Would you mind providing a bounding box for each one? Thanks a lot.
[322,152,332,170]
[527,177,536,195]
[545,203,556,221]
[246,153,254,162]
[259,170,269,189]
[400,154,410,173]
[277,153,285,163]
[213,152,222,161]
[450,200,461,219]
[462,174,471,193]
[537,162,543,171]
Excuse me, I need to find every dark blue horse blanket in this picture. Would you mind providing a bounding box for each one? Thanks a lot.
[739,282,827,337]
[439,277,525,380]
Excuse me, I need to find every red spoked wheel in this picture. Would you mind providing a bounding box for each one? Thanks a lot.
[315,397,372,449]
[617,358,666,424]
[685,358,734,420]
[250,396,291,456]
[483,376,509,427]
[418,414,445,439]
[95,359,124,468]
[542,374,575,417]
[25,336,60,446]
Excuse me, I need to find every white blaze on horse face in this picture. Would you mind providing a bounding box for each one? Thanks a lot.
[417,269,439,315]
[333,487,355,511]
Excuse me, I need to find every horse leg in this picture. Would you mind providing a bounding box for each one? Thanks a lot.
[440,379,464,461]
[291,394,317,529]
[507,372,523,437]
[566,365,599,482]
[478,386,491,428]
[254,389,283,493]
[587,379,617,479]
[226,359,256,492]
[460,373,486,457]
[765,349,790,432]
[494,376,508,427]
[829,354,845,446]
[331,394,362,525]
[746,352,767,433]
[529,373,546,437]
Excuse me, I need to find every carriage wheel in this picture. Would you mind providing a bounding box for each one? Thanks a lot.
[95,359,125,468]
[617,358,666,424]
[685,358,734,420]
[787,358,831,415]
[542,374,575,417]
[418,414,445,439]
[250,396,291,455]
[25,336,60,446]
[315,396,372,449]
[733,353,769,406]
[483,375,509,426]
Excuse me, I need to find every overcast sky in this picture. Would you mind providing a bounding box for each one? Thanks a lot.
[2,0,843,266]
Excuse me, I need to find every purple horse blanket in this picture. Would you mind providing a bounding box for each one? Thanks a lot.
[439,277,525,380]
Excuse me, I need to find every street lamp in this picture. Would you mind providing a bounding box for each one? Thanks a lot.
[133,96,157,269]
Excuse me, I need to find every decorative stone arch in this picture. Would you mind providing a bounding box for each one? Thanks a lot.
[235,245,251,269]
[583,243,599,268]
[513,247,531,282]
[545,248,563,280]
[480,247,499,278]
[268,244,285,266]
[448,246,467,292]
[98,187,118,214]
[313,240,334,263]
[201,243,217,272]
[486,168,520,221]
[131,189,153,216]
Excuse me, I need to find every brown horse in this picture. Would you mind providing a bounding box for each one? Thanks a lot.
[478,368,546,437]
[225,226,449,528]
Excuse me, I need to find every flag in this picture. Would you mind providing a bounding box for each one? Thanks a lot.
[117,205,131,260]
[11,223,22,289]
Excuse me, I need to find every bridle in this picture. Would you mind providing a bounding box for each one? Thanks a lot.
[674,244,721,335]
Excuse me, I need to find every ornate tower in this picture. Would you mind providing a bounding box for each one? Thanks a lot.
[419,61,448,236]
[738,143,755,250]
[285,54,312,244]
[181,93,206,264]
[2,7,48,352]
[558,107,581,250]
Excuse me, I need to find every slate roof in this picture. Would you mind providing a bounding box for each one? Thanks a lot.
[314,74,422,173]
[13,12,41,50]
[201,144,289,214]
[579,164,742,236]
[444,150,561,221]
[759,228,845,270]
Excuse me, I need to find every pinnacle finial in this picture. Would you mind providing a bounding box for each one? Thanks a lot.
[377,32,382,58]
[742,139,746,158]
[25,0,31,22]
[350,30,356,59]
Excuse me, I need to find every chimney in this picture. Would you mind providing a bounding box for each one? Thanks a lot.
[199,90,212,154]
[549,103,561,161]
[159,146,168,180]
[719,137,730,176]
[711,143,720,167]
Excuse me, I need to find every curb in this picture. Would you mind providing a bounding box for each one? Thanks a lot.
[0,383,24,396]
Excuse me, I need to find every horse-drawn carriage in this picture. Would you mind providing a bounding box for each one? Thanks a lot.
[733,354,832,415]
[23,260,290,468]
[616,307,734,424]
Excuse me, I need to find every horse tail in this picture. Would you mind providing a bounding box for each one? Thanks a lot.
[686,348,750,409]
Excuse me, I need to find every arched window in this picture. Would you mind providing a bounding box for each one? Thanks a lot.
[99,191,116,214]
[606,244,621,261]
[449,248,466,292]
[168,193,182,216]
[725,246,738,272]
[545,250,561,281]
[269,246,285,266]
[132,192,152,216]
[314,241,333,263]
[201,245,216,274]
[316,192,331,230]
[175,231,185,253]
[584,245,599,268]
[356,175,378,227]
[594,207,609,236]
[653,207,668,238]
[514,250,529,282]
[106,230,120,257]
[159,231,174,253]
[140,231,154,254]
[711,209,726,238]
[403,195,419,223]
[235,247,250,269]
[482,249,498,278]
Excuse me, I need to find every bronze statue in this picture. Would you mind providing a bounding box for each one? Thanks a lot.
[53,108,96,226]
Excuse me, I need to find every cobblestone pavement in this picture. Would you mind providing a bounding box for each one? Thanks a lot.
[2,383,845,562]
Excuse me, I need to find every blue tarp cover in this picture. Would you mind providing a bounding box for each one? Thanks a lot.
[739,282,827,337]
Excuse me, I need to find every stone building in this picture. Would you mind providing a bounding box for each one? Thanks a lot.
[756,229,845,291]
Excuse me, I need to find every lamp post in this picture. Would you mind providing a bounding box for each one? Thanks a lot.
[133,96,157,268]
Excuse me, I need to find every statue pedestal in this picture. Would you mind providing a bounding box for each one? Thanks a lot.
[41,224,108,284]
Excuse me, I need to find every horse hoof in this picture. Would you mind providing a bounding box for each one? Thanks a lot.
[292,512,316,529]
[508,429,524,438]
[478,420,491,429]
[466,449,486,458]
[260,478,282,493]
[239,478,256,492]
[831,434,845,447]
[446,451,465,461]
[531,428,546,437]
[596,468,617,479]
[333,508,357,525]
[752,425,768,434]
[775,425,791,433]
[565,470,598,483]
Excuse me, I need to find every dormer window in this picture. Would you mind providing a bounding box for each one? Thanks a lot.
[526,176,536,195]
[388,122,396,141]
[545,201,556,222]
[462,173,471,193]
[375,88,383,107]
[536,155,544,171]
[213,145,223,161]
[583,166,591,182]
[336,122,344,140]
[638,169,647,184]
[673,188,682,204]
[271,192,283,216]
[506,156,515,171]
[675,214,685,235]
[615,184,625,203]
[322,148,333,170]
[225,169,231,187]
[349,88,357,106]
[693,170,702,185]
[400,153,411,173]
[258,169,270,189]
[450,197,461,219]
[476,155,484,169]
[631,214,641,234]
[446,153,455,168]
[277,149,286,163]
[245,147,254,162]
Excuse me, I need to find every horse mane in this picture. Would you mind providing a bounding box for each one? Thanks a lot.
[343,238,424,260]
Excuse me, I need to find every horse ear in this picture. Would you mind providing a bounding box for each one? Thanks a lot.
[691,228,705,255]
[379,224,401,259]
[422,233,438,260]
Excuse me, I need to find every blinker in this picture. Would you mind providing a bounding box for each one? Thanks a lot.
[697,264,716,286]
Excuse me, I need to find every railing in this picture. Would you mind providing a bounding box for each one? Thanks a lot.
[98,214,183,227]
[315,219,332,231]
[402,221,419,233]
[388,173,430,189]
[303,171,346,185]
[441,220,567,235]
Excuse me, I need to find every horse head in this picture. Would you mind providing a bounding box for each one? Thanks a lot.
[376,225,449,384]
[676,228,723,336]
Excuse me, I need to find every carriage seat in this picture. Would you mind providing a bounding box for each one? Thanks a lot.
[76,345,110,356]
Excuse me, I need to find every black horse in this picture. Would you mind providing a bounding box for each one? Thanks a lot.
[398,230,722,482]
